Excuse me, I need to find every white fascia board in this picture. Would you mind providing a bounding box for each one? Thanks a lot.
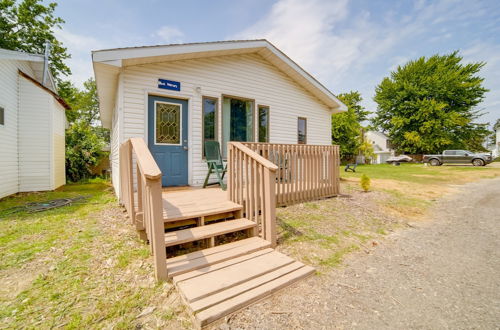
[92,40,268,63]
[0,48,44,62]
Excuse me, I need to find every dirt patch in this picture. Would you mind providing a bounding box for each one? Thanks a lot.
[213,178,500,329]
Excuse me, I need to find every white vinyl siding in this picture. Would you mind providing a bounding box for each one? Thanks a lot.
[0,59,35,198]
[18,76,52,192]
[116,52,332,186]
[52,100,66,189]
[110,101,121,196]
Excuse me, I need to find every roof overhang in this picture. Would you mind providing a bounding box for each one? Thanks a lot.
[92,40,347,128]
[0,48,57,92]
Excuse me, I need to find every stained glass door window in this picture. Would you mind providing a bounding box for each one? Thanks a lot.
[155,102,181,144]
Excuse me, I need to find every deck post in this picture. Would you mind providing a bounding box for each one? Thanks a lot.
[149,179,168,281]
[263,167,277,247]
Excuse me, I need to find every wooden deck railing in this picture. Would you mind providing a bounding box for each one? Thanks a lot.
[227,142,279,247]
[242,143,340,206]
[119,138,167,281]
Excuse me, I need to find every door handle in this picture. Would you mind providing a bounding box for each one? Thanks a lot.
[183,146,188,150]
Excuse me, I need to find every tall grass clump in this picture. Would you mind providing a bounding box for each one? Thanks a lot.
[360,174,371,192]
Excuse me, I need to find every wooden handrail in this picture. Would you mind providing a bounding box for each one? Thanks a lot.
[230,142,278,171]
[130,138,162,180]
[120,138,167,281]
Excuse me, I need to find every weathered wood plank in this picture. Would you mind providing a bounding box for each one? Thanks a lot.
[167,237,271,277]
[195,264,315,327]
[190,261,305,312]
[177,251,295,302]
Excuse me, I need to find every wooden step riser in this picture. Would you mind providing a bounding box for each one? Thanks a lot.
[164,219,256,248]
[136,210,242,232]
[195,266,315,327]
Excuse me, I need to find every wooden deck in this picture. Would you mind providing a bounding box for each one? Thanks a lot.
[134,187,242,226]
[120,139,343,328]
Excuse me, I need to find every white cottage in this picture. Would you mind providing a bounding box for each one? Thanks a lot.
[0,48,68,199]
[92,40,346,196]
[365,131,394,164]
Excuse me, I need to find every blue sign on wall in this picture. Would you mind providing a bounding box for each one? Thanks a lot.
[158,79,181,91]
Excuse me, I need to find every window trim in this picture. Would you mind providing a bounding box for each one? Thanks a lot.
[257,104,270,143]
[202,96,218,159]
[298,117,307,144]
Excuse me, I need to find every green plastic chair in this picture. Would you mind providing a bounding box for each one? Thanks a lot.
[203,141,227,190]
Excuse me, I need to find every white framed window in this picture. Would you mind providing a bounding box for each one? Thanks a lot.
[298,117,307,144]
[221,96,255,157]
[258,105,269,143]
[202,96,218,158]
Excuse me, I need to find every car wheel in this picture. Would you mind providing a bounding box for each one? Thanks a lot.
[472,159,485,166]
[429,159,440,166]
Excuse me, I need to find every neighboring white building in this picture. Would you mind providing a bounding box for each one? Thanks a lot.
[365,131,394,164]
[92,40,347,197]
[0,48,68,199]
[494,127,500,158]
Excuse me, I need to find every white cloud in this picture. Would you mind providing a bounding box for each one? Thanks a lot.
[462,42,500,125]
[234,0,355,84]
[233,0,499,125]
[154,26,184,43]
[54,28,105,87]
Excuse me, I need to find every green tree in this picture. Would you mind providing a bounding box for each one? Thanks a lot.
[359,140,375,162]
[338,91,370,122]
[332,91,367,156]
[372,51,488,154]
[60,78,110,181]
[60,78,101,126]
[0,0,70,81]
[65,121,106,182]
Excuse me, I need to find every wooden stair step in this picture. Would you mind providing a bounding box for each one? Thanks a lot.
[173,248,274,284]
[164,218,256,247]
[190,261,306,312]
[176,251,295,303]
[163,201,242,222]
[166,237,271,278]
[194,262,315,326]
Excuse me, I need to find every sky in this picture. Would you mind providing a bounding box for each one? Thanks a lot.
[53,0,500,127]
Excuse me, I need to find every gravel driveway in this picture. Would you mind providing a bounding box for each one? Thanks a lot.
[219,178,500,329]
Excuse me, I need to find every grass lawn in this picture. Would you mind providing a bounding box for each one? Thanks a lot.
[1,164,498,328]
[341,163,500,184]
[0,179,190,329]
[275,162,500,271]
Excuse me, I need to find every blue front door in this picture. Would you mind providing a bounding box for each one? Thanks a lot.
[148,95,188,186]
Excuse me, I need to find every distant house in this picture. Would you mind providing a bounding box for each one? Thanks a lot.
[92,40,347,196]
[0,48,69,199]
[365,131,394,164]
[494,127,500,158]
